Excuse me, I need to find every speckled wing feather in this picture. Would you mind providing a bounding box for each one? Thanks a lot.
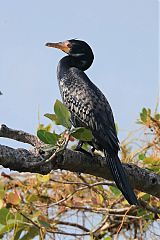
[58,66,139,206]
[59,67,119,153]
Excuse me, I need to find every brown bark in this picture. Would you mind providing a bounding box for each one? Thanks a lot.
[0,124,160,199]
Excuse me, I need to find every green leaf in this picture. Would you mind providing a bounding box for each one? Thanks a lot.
[141,193,150,201]
[143,157,154,164]
[0,208,10,225]
[147,166,160,173]
[26,194,39,203]
[0,217,22,236]
[104,237,112,240]
[37,130,59,145]
[37,123,52,132]
[144,157,160,166]
[0,182,5,199]
[44,113,61,125]
[142,108,147,115]
[54,100,71,129]
[36,174,50,183]
[137,208,147,217]
[140,108,151,124]
[0,223,15,236]
[148,108,151,116]
[38,219,50,228]
[155,113,160,120]
[144,213,154,220]
[139,154,145,161]
[0,208,14,225]
[110,186,121,196]
[140,108,147,123]
[14,229,24,240]
[71,127,93,141]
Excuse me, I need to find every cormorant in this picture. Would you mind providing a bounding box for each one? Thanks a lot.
[46,39,139,206]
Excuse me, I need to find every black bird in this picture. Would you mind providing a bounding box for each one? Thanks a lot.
[46,39,139,206]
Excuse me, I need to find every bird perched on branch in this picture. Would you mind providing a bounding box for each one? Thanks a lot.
[46,39,139,206]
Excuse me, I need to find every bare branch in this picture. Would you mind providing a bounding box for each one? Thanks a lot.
[0,124,41,147]
[0,125,160,199]
[46,230,90,237]
[57,220,90,232]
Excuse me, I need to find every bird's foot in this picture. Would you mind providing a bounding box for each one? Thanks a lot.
[75,140,83,151]
[90,147,96,156]
[74,141,92,157]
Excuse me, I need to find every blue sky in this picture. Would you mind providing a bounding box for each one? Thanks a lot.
[0,0,158,148]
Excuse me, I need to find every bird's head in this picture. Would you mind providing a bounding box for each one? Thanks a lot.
[45,39,94,71]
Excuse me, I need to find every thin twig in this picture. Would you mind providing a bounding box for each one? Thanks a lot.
[92,214,109,234]
[57,220,90,232]
[63,205,132,214]
[17,209,41,230]
[45,230,90,236]
[50,178,115,187]
[115,206,133,238]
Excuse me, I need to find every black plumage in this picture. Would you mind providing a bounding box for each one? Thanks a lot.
[46,39,139,206]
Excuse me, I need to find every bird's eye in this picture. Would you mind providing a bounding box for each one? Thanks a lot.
[67,43,72,49]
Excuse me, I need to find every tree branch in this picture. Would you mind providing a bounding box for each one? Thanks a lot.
[0,125,160,199]
[0,124,41,147]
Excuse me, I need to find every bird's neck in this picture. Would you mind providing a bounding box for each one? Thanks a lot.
[57,56,93,79]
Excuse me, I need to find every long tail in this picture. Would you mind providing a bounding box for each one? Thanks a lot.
[104,150,139,206]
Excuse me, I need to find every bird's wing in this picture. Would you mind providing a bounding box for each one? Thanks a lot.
[62,68,139,206]
[64,67,119,153]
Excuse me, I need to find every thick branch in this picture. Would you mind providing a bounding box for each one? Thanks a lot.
[0,124,160,199]
[0,143,159,198]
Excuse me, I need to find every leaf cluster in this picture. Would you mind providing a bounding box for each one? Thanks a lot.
[37,100,93,150]
[0,170,159,240]
[137,107,160,173]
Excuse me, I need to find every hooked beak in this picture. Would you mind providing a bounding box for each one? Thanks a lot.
[45,40,72,54]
